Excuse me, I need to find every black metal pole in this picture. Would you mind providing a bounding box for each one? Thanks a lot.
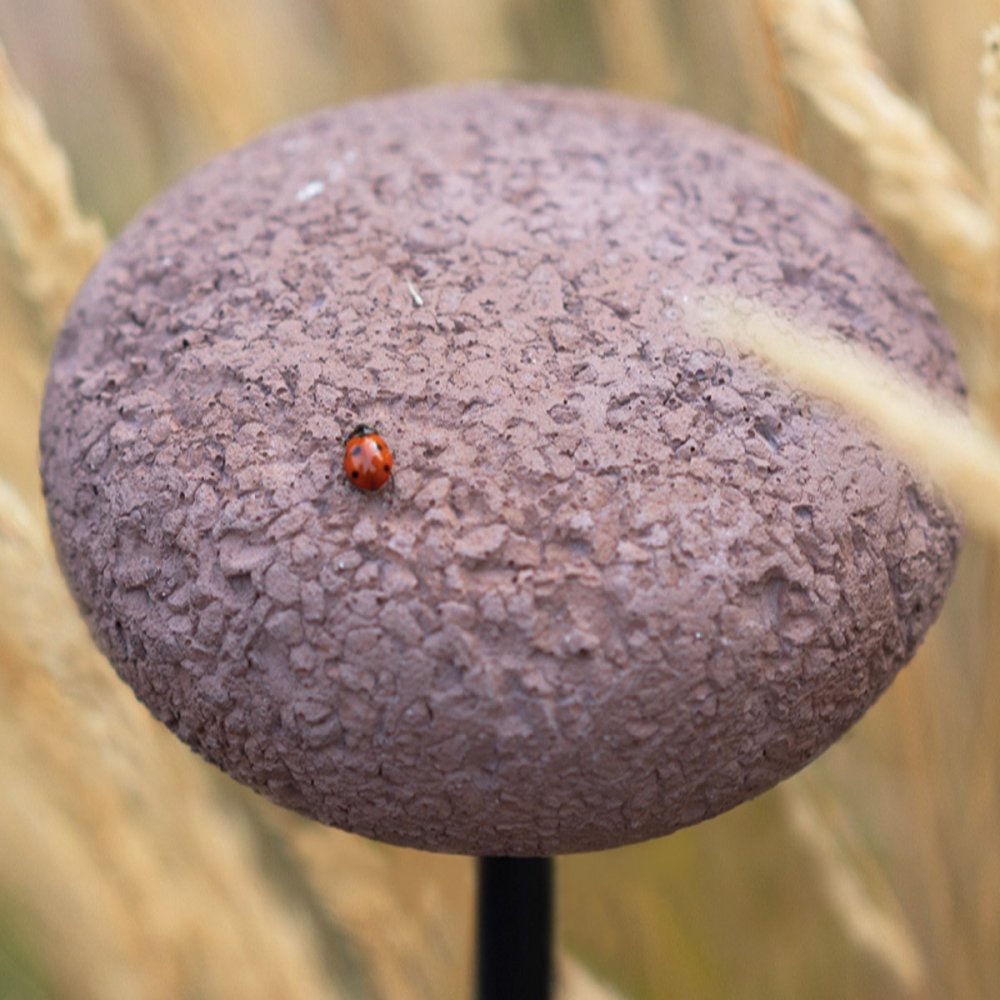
[475,856,554,1000]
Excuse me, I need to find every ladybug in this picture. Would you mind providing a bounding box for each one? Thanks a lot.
[343,424,393,491]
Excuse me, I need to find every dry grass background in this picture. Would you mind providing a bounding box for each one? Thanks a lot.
[0,1,999,997]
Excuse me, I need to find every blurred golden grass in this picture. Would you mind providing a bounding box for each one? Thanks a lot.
[0,478,343,1000]
[2,0,1000,998]
[0,41,104,346]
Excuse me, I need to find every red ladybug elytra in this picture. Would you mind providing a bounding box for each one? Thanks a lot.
[343,425,393,491]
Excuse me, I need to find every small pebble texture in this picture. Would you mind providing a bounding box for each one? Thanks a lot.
[41,84,962,855]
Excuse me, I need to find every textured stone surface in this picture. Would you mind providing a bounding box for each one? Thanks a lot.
[41,83,962,855]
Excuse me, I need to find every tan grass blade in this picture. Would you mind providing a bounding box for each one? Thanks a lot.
[105,0,293,146]
[0,289,46,506]
[689,289,1000,541]
[760,0,998,314]
[322,0,408,93]
[557,955,628,1000]
[396,0,515,80]
[753,0,803,156]
[977,23,1000,347]
[782,783,926,991]
[588,0,680,100]
[978,25,1000,219]
[0,42,105,346]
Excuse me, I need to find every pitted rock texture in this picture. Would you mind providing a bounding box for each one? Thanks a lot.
[40,83,962,855]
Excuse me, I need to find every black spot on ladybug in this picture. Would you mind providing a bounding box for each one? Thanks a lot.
[352,471,359,479]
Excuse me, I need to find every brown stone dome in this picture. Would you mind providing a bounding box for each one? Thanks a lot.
[40,83,962,855]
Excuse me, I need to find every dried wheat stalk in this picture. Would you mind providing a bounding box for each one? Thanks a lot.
[0,43,105,345]
[760,0,998,315]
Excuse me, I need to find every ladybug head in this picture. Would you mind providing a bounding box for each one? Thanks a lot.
[346,423,379,441]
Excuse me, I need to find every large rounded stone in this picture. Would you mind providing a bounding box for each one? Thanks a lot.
[40,83,962,855]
